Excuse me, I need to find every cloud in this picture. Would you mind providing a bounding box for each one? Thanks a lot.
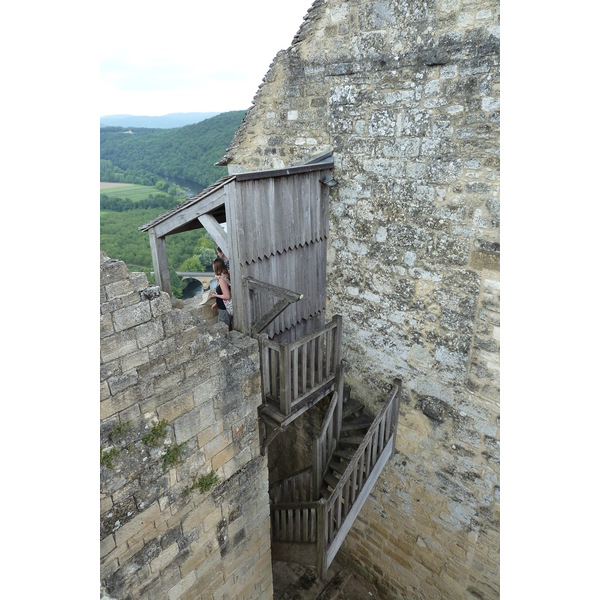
[99,0,313,116]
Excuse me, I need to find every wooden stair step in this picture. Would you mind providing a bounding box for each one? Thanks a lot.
[342,399,364,419]
[320,485,332,500]
[333,449,355,461]
[341,415,372,433]
[324,472,340,489]
[338,435,364,446]
[328,460,347,475]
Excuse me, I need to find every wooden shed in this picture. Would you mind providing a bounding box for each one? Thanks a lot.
[139,153,335,343]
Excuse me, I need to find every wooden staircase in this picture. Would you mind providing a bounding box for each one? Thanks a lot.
[268,369,401,578]
[319,392,373,501]
[255,314,401,578]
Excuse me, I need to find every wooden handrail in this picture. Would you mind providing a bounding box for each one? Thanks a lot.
[287,318,338,351]
[258,316,343,416]
[270,467,313,504]
[329,383,399,500]
[312,364,345,499]
[270,466,312,491]
[270,378,402,578]
[270,500,317,510]
[323,382,400,558]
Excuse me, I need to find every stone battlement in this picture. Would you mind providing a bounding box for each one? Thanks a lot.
[100,253,273,599]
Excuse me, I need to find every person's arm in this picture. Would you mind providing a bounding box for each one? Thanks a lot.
[218,276,231,300]
[209,276,231,300]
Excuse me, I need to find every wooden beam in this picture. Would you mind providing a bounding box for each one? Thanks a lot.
[259,382,334,428]
[260,423,284,456]
[244,276,304,337]
[251,298,292,336]
[324,438,394,571]
[244,276,304,303]
[148,229,172,296]
[235,162,332,182]
[154,190,228,238]
[198,213,230,258]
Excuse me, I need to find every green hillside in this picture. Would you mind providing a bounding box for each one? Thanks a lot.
[100,110,246,189]
[100,110,245,296]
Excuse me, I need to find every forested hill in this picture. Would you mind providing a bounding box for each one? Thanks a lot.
[100,110,246,190]
[100,112,220,129]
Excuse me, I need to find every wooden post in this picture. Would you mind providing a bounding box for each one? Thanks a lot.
[312,437,322,502]
[391,378,402,451]
[316,499,327,580]
[280,344,292,415]
[332,314,343,372]
[148,229,172,296]
[333,364,345,441]
[258,333,270,404]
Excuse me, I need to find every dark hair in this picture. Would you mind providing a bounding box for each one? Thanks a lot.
[213,257,228,276]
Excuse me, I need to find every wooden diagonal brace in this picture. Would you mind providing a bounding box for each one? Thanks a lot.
[243,276,304,336]
[260,421,284,456]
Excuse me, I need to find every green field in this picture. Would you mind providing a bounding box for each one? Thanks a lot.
[100,183,158,203]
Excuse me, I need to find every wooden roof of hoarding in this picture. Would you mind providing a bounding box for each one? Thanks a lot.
[138,175,235,233]
[138,153,333,235]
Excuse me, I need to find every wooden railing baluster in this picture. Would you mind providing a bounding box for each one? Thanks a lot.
[351,463,358,504]
[301,343,307,394]
[292,347,299,402]
[317,335,324,383]
[325,327,332,378]
[365,438,372,479]
[268,349,401,580]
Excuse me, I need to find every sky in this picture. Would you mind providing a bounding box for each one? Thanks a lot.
[99,0,316,117]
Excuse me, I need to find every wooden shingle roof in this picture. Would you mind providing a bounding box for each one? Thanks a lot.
[138,153,333,234]
[139,175,235,232]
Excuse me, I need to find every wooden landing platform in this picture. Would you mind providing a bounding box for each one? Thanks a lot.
[259,384,334,429]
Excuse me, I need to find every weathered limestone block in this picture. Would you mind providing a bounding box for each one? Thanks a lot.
[112,301,152,333]
[100,255,271,599]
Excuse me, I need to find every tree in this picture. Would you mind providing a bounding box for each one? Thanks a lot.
[169,267,184,298]
[194,236,216,252]
[179,256,203,272]
[197,247,217,271]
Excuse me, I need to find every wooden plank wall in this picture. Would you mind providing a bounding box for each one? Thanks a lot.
[234,170,330,340]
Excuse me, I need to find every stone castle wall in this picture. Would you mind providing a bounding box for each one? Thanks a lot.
[225,1,500,598]
[100,253,273,599]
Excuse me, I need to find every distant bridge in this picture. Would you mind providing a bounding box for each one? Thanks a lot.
[176,272,215,287]
[149,271,216,288]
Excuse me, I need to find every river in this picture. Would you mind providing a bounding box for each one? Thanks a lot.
[164,176,205,197]
[181,277,218,300]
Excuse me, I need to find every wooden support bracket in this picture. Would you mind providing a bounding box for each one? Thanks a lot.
[259,419,285,456]
[198,213,230,258]
[252,298,292,336]
[243,276,304,337]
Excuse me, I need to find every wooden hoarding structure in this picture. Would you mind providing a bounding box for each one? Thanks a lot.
[139,154,334,344]
[140,154,400,576]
